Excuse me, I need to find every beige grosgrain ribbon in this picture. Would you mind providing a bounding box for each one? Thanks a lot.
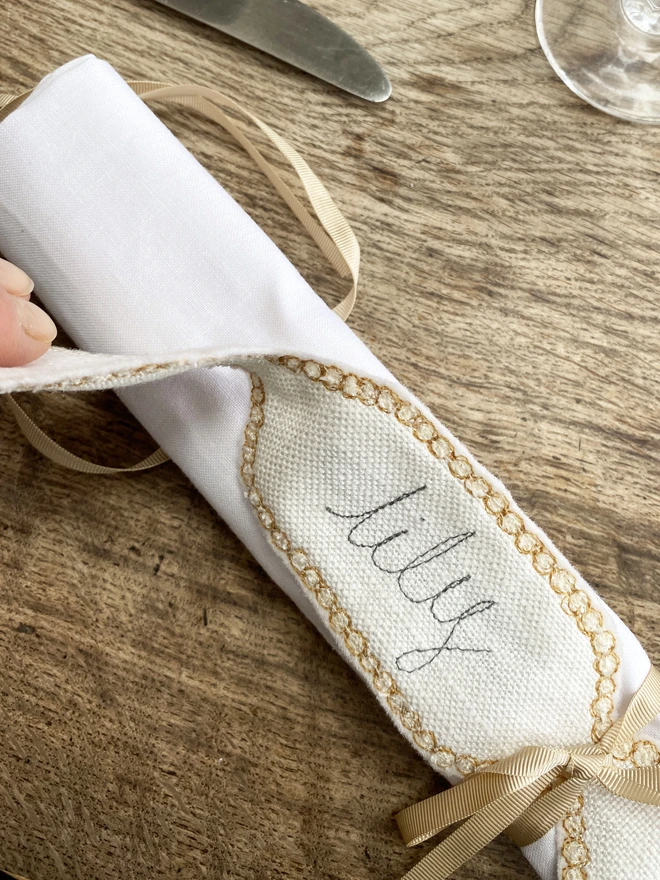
[1,77,360,473]
[396,665,660,880]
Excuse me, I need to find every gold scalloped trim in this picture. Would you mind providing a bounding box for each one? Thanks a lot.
[272,355,619,746]
[561,795,589,880]
[616,739,660,767]
[240,371,484,773]
[14,356,224,393]
[241,357,624,877]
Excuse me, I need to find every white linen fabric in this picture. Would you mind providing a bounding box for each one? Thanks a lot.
[251,359,599,760]
[0,56,658,880]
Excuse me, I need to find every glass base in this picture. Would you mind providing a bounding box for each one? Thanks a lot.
[536,0,660,122]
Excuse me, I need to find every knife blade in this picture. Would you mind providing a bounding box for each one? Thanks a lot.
[153,0,392,102]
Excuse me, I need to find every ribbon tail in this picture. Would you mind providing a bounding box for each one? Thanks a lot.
[599,766,660,806]
[400,772,556,880]
[397,746,564,848]
[397,770,532,847]
[507,776,587,848]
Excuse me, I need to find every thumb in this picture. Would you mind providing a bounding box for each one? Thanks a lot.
[0,285,57,367]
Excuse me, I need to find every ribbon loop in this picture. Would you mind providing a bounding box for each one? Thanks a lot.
[396,667,660,880]
[2,76,361,474]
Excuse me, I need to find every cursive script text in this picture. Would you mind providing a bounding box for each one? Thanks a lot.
[327,486,495,672]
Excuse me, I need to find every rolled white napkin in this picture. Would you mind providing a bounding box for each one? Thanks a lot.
[0,55,393,632]
[0,56,658,880]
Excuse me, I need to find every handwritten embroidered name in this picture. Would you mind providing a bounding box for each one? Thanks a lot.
[327,486,495,672]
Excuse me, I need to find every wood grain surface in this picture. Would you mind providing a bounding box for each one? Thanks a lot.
[1,1,660,878]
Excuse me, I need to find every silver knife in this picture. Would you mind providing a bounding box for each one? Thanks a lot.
[153,0,392,102]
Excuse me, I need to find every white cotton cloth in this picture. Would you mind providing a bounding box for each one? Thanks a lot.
[0,55,393,634]
[0,56,658,880]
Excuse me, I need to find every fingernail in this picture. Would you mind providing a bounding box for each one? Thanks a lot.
[0,259,34,297]
[15,297,57,342]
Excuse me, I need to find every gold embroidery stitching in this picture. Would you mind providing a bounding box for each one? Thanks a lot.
[241,372,480,772]
[8,354,230,394]
[241,357,623,877]
[561,795,589,880]
[273,356,619,745]
[617,739,660,767]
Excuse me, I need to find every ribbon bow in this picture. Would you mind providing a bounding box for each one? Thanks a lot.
[396,666,660,880]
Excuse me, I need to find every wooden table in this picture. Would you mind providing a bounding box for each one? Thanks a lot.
[2,1,660,877]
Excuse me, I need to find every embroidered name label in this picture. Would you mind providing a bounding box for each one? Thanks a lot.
[327,486,496,672]
[246,358,602,759]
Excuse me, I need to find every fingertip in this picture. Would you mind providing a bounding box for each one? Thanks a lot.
[0,258,34,297]
[0,288,56,367]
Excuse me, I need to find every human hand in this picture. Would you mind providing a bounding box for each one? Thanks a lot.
[0,259,57,367]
